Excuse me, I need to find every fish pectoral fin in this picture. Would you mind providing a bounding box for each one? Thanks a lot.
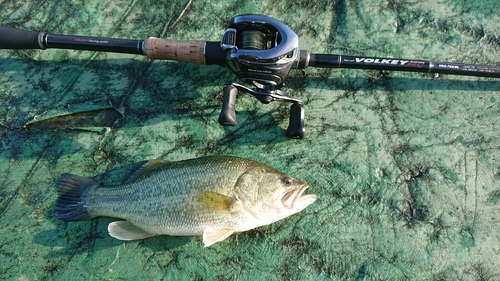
[203,228,234,247]
[198,191,234,213]
[108,221,156,241]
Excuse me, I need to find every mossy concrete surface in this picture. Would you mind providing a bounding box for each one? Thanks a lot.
[1,0,500,280]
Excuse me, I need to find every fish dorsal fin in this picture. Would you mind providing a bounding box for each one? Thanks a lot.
[108,221,156,240]
[198,191,235,213]
[125,160,169,183]
[203,228,234,247]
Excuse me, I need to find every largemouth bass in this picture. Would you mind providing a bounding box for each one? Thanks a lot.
[54,156,316,247]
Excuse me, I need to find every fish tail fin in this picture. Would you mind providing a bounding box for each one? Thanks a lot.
[55,173,98,221]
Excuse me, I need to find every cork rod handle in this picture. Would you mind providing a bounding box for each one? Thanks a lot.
[143,37,206,64]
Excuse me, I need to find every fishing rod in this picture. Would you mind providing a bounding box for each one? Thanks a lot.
[1,14,499,138]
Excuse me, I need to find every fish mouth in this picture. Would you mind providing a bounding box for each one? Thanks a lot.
[281,184,316,209]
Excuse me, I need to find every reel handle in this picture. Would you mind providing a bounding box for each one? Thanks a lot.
[218,84,306,138]
[218,84,238,126]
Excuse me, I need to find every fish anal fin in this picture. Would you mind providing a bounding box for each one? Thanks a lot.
[125,160,169,183]
[203,228,234,247]
[108,221,155,241]
[198,191,234,213]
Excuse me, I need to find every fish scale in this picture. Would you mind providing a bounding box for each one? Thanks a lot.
[92,159,247,231]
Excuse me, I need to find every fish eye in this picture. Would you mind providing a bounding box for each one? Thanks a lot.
[281,176,293,186]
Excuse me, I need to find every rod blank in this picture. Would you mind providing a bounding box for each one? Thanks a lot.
[308,54,500,78]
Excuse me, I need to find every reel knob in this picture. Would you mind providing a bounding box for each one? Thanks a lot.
[286,103,305,139]
[218,84,238,126]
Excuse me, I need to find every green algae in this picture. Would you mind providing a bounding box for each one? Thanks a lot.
[1,0,500,280]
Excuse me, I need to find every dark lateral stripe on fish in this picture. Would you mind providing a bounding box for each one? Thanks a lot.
[55,173,98,221]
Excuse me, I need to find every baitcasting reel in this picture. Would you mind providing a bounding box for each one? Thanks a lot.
[218,15,306,138]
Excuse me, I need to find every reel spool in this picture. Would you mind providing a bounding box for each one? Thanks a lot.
[218,15,305,138]
[237,29,268,50]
